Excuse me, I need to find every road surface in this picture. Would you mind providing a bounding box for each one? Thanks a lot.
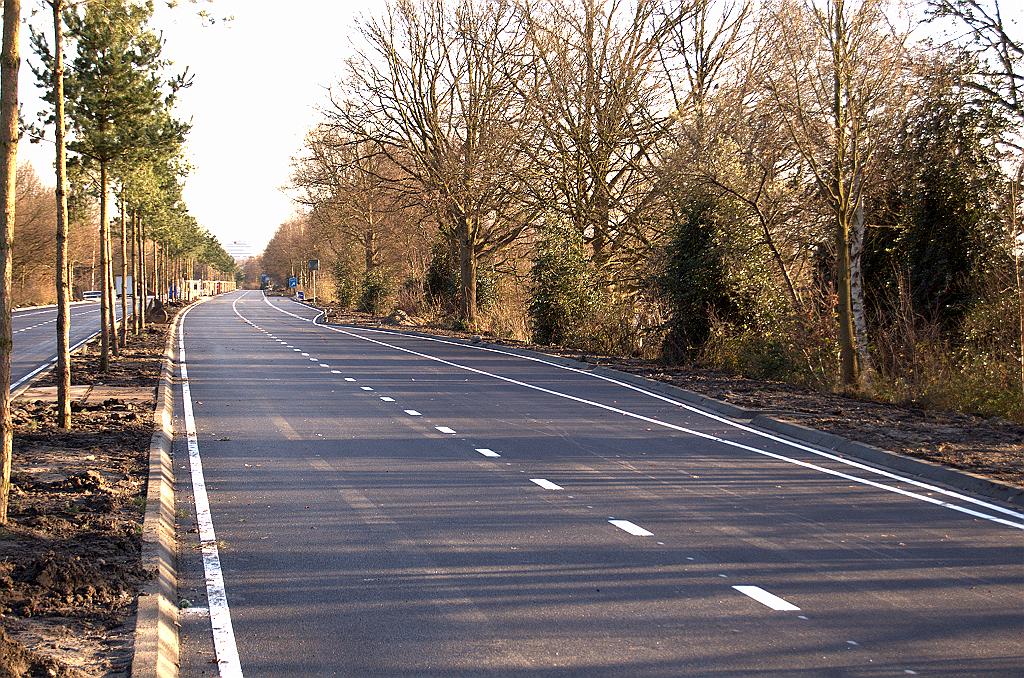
[174,290,1024,677]
[11,302,124,393]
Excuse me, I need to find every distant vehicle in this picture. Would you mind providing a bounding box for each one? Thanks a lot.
[82,290,101,301]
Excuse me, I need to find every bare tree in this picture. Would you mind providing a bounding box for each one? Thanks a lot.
[519,0,677,276]
[329,0,534,325]
[764,0,908,389]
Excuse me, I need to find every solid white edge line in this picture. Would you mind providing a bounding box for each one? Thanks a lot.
[609,519,654,537]
[732,585,800,611]
[256,294,1024,532]
[186,297,244,678]
[278,297,1022,522]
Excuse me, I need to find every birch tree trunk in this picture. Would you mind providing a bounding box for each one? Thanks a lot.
[0,0,20,524]
[850,190,872,376]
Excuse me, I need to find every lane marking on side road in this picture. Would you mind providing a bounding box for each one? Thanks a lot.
[260,296,1024,531]
[477,448,501,458]
[435,426,456,434]
[361,386,374,391]
[732,585,800,611]
[404,410,421,416]
[185,296,244,677]
[530,478,563,490]
[609,519,654,537]
[380,397,395,402]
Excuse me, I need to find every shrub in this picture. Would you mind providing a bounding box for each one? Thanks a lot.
[332,259,359,310]
[358,268,395,315]
[529,222,603,346]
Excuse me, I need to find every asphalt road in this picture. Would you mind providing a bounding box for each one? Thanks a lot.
[174,290,1024,677]
[10,301,125,392]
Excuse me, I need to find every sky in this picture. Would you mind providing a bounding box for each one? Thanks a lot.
[18,0,385,254]
[14,1,1024,257]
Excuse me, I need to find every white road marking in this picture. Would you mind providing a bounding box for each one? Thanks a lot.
[530,478,563,490]
[477,448,501,458]
[301,352,309,356]
[380,397,395,402]
[309,357,318,361]
[361,386,374,391]
[732,586,800,611]
[184,300,244,678]
[404,410,421,416]
[259,296,1024,531]
[320,364,330,368]
[344,377,356,382]
[331,370,342,374]
[609,519,653,537]
[435,426,456,434]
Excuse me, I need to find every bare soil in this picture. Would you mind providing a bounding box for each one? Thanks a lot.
[320,304,1024,489]
[1,323,167,677]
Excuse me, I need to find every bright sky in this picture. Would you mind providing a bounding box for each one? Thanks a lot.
[18,0,385,254]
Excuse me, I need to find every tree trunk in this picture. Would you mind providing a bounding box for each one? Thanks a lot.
[850,190,871,376]
[99,163,111,371]
[119,198,128,347]
[52,0,70,429]
[129,211,138,335]
[457,216,477,325]
[0,0,20,525]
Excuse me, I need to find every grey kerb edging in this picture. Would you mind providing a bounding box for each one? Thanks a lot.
[132,304,193,678]
[306,301,1024,511]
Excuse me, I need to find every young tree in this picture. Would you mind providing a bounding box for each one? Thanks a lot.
[0,0,21,524]
[63,0,187,370]
[764,0,908,389]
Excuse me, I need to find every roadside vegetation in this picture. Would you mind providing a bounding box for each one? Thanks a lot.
[260,0,1024,425]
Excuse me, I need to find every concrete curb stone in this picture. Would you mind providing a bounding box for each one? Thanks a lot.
[132,300,205,678]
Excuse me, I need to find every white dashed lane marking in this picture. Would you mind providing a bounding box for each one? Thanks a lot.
[380,397,395,402]
[435,426,456,434]
[530,478,563,490]
[732,586,800,611]
[476,448,500,458]
[609,519,653,537]
[404,410,421,416]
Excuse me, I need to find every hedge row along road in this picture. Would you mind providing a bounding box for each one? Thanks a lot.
[174,290,1024,677]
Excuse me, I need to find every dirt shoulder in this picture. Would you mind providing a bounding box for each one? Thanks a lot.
[1,322,169,677]
[317,304,1024,490]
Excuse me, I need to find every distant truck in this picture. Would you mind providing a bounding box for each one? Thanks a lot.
[82,290,101,302]
[114,275,134,297]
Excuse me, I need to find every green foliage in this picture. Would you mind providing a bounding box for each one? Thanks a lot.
[332,259,359,309]
[866,56,1008,333]
[529,221,603,346]
[424,240,497,313]
[658,197,741,361]
[358,268,395,315]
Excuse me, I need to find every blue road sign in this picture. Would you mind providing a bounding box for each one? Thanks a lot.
[288,276,297,288]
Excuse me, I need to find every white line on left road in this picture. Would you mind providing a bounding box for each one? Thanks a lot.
[186,296,244,677]
[732,586,800,611]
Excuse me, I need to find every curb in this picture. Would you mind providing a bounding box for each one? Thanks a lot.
[302,301,1024,511]
[132,304,191,678]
